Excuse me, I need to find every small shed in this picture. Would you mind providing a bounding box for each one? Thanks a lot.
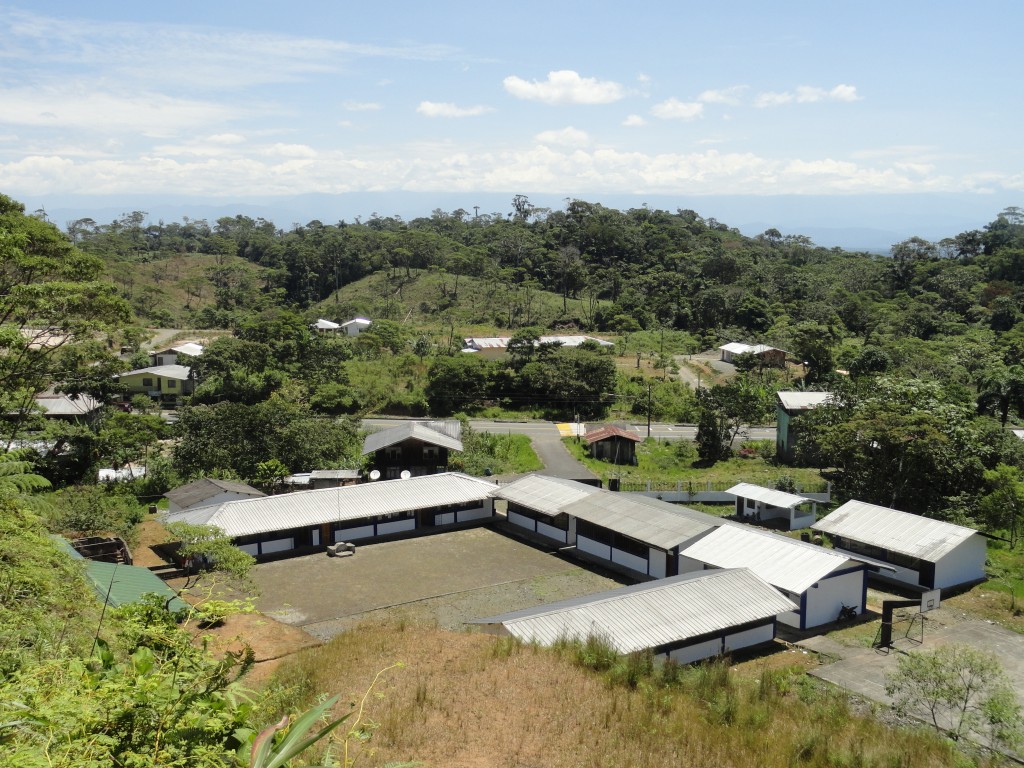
[585,424,641,465]
[311,318,341,334]
[719,343,786,368]
[812,500,988,591]
[472,568,796,665]
[561,493,720,579]
[491,474,603,544]
[150,342,204,366]
[775,390,832,463]
[679,524,869,629]
[166,478,265,515]
[725,482,817,530]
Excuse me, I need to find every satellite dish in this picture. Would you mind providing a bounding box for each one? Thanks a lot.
[400,470,411,480]
[369,469,381,481]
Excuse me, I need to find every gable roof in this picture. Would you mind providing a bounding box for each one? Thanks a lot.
[726,483,812,509]
[585,425,641,444]
[118,364,192,380]
[152,342,204,357]
[34,392,102,417]
[165,478,265,510]
[472,568,795,653]
[776,391,833,411]
[341,317,372,327]
[562,493,719,550]
[680,524,860,594]
[812,500,981,562]
[312,318,340,330]
[362,422,464,455]
[491,474,603,516]
[162,472,496,538]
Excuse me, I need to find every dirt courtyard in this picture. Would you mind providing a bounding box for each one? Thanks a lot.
[250,526,629,641]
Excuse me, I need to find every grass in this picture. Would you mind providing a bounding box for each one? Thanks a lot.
[562,436,827,489]
[260,619,975,768]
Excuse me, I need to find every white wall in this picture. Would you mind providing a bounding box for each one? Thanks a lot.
[260,537,294,554]
[508,510,535,531]
[457,507,492,523]
[935,536,988,589]
[537,520,568,543]
[804,570,865,628]
[336,525,375,542]
[378,518,416,535]
[649,548,667,578]
[578,536,611,561]
[610,548,648,575]
[668,638,723,665]
[724,623,774,652]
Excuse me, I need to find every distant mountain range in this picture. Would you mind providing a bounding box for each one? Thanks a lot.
[24,191,1015,253]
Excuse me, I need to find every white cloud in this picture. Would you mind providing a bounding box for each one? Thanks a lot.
[343,101,382,112]
[756,83,861,108]
[651,98,704,121]
[502,70,624,105]
[623,114,647,127]
[697,86,747,105]
[534,127,589,146]
[416,101,493,118]
[261,143,317,158]
[208,133,246,145]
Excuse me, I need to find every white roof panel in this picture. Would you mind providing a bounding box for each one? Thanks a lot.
[119,364,192,380]
[562,493,719,550]
[680,525,858,594]
[726,483,812,509]
[491,474,602,516]
[776,391,833,411]
[162,472,496,538]
[812,500,980,562]
[473,569,795,653]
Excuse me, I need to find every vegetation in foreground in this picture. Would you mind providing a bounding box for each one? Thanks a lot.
[265,618,988,768]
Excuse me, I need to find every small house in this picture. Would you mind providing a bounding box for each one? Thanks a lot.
[462,335,613,360]
[775,390,832,463]
[116,364,194,405]
[719,343,786,368]
[33,392,102,423]
[725,482,817,530]
[585,424,641,465]
[165,477,265,515]
[812,500,988,591]
[150,342,204,366]
[309,469,362,489]
[679,524,869,629]
[472,568,796,665]
[362,421,463,479]
[340,317,372,336]
[311,318,341,334]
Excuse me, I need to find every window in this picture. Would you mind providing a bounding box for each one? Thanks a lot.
[142,377,153,387]
[423,446,439,461]
[385,447,401,461]
[167,379,176,389]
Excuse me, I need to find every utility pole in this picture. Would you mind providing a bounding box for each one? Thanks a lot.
[647,381,653,438]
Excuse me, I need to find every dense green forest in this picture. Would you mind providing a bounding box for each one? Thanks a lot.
[5,192,1024,764]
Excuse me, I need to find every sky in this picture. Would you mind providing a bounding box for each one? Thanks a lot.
[1,1,1022,245]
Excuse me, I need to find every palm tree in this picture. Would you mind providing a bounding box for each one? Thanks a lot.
[976,365,1024,429]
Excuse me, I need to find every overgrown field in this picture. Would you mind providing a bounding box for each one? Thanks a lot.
[264,620,976,768]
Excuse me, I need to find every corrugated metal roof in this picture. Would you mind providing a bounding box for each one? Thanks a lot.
[720,343,781,355]
[472,569,795,653]
[153,342,204,357]
[776,391,833,411]
[362,422,464,455]
[491,474,603,516]
[35,393,102,417]
[86,560,190,612]
[341,317,372,327]
[118,364,192,380]
[162,472,497,538]
[312,318,340,329]
[463,336,613,350]
[726,483,812,509]
[680,525,858,594]
[165,478,265,509]
[585,425,641,444]
[812,500,980,562]
[562,493,719,550]
[310,469,361,480]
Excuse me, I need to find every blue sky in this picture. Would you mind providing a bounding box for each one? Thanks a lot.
[1,1,1022,239]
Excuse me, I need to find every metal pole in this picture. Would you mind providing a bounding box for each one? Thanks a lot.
[647,382,652,438]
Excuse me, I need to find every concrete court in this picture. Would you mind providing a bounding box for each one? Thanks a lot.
[249,526,620,633]
[807,619,1024,708]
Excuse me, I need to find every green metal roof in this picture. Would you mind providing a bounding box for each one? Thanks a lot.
[85,560,190,613]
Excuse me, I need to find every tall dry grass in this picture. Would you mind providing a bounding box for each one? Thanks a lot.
[260,619,985,768]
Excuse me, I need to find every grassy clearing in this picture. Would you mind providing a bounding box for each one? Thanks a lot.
[562,436,827,490]
[260,619,975,768]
